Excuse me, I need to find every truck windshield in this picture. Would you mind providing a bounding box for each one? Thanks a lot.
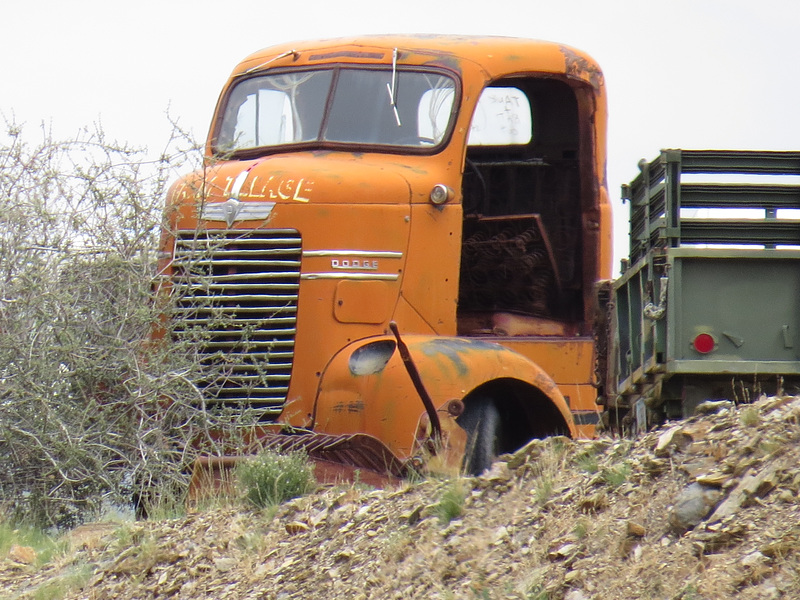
[215,68,457,154]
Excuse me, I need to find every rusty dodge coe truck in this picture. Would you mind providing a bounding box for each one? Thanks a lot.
[158,35,800,481]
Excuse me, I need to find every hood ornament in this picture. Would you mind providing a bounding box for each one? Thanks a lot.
[222,198,242,227]
[201,165,274,227]
[202,199,275,227]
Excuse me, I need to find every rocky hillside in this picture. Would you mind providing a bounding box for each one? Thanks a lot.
[4,394,800,600]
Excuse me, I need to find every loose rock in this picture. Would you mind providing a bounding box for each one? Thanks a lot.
[669,483,723,534]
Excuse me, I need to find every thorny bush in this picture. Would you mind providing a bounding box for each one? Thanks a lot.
[0,120,260,527]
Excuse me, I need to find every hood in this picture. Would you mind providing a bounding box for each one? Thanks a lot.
[170,153,415,220]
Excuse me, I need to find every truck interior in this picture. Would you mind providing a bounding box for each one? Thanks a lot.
[457,77,588,338]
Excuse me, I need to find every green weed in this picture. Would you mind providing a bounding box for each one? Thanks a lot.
[237,449,317,509]
[572,519,590,540]
[678,583,702,599]
[601,463,631,488]
[575,451,599,474]
[526,583,550,600]
[30,564,93,600]
[435,479,468,525]
[534,477,554,506]
[739,405,761,427]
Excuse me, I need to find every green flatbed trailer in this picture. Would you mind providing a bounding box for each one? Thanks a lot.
[600,149,800,433]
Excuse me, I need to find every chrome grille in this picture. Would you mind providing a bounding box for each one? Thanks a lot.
[171,229,301,420]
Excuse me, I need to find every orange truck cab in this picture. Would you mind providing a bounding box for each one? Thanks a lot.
[161,35,613,477]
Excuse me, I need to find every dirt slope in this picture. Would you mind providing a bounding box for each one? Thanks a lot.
[4,394,800,600]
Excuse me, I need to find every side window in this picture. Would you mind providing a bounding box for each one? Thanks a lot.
[468,87,532,146]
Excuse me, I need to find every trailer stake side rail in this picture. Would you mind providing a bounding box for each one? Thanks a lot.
[605,149,800,432]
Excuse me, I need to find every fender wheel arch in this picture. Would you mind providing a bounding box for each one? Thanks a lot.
[457,379,571,475]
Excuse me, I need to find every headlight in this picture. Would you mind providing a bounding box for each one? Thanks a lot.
[348,340,396,375]
[429,183,453,205]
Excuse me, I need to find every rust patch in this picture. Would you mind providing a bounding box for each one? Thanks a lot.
[419,337,503,376]
[559,46,604,90]
[333,400,366,414]
[421,55,464,73]
[309,50,385,61]
[188,432,409,499]
[533,370,559,395]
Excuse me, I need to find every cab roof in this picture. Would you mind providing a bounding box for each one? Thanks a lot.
[231,34,604,91]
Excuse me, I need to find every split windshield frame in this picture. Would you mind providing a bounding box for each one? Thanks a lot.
[211,64,462,159]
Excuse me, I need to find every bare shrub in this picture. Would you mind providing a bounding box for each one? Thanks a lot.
[0,120,258,527]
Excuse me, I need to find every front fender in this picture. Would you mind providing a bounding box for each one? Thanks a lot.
[312,334,576,460]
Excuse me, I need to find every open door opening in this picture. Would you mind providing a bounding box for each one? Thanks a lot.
[457,78,588,338]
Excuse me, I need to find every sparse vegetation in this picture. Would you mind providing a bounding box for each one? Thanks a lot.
[382,529,414,562]
[0,520,66,566]
[29,565,93,600]
[1,393,800,599]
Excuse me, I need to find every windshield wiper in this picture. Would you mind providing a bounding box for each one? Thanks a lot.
[385,48,402,127]
[243,49,299,75]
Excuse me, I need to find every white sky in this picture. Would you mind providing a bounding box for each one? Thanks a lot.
[2,0,799,267]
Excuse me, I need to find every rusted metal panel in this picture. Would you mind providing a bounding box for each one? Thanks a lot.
[188,432,407,502]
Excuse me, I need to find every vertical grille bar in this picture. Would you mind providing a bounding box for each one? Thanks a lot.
[170,229,301,420]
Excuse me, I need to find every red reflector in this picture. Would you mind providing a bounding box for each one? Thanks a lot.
[693,333,715,354]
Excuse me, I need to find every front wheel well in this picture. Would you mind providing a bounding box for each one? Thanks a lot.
[460,378,571,457]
